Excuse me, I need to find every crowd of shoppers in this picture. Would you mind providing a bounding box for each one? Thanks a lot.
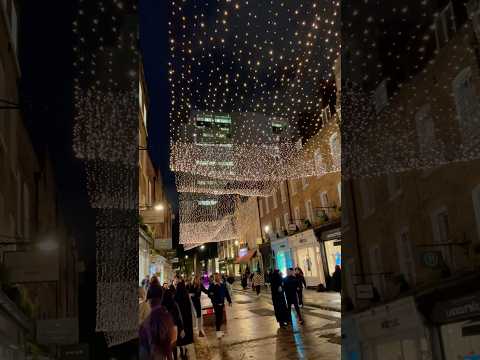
[138,272,233,359]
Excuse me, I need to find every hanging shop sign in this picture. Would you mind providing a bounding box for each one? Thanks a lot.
[238,248,248,257]
[420,251,442,268]
[432,292,480,324]
[142,209,165,224]
[288,229,316,248]
[4,250,59,283]
[355,284,374,300]
[37,318,79,345]
[154,238,172,250]
[59,343,90,360]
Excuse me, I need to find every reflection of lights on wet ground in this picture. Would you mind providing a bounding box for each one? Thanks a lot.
[291,314,306,359]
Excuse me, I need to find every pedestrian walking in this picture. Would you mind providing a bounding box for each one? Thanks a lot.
[139,301,177,360]
[331,265,341,292]
[162,289,185,360]
[241,272,248,290]
[283,268,304,325]
[207,273,232,339]
[174,281,193,359]
[252,270,264,296]
[139,287,151,326]
[270,269,290,328]
[189,276,208,337]
[141,275,151,290]
[294,267,307,307]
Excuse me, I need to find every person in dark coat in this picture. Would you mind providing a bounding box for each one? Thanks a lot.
[283,268,304,324]
[189,276,208,337]
[295,267,307,307]
[174,281,193,359]
[161,289,184,360]
[270,269,291,328]
[208,273,232,338]
[241,272,248,290]
[331,265,341,292]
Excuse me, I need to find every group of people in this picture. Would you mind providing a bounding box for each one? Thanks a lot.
[138,273,232,360]
[270,267,306,327]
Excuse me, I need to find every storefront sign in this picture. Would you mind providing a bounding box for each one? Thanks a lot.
[354,297,421,340]
[421,251,442,268]
[37,318,79,345]
[239,248,248,257]
[154,238,172,250]
[142,209,165,224]
[355,284,374,300]
[432,292,480,323]
[288,224,297,231]
[288,229,316,248]
[59,344,89,360]
[4,251,59,283]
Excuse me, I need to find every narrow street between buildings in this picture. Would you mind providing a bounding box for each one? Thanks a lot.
[191,288,341,360]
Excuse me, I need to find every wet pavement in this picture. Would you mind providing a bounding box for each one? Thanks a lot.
[194,291,341,360]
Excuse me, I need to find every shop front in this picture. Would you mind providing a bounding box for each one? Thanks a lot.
[271,237,292,277]
[431,291,480,359]
[139,231,152,284]
[235,248,257,275]
[320,227,341,277]
[353,296,433,360]
[288,229,325,287]
[150,255,171,285]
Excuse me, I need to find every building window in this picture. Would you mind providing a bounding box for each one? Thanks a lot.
[397,228,416,286]
[23,183,30,239]
[387,174,401,199]
[431,207,452,266]
[305,200,313,222]
[265,197,270,214]
[320,191,329,208]
[415,104,437,159]
[453,67,480,138]
[272,190,278,209]
[275,217,281,235]
[337,182,341,205]
[294,207,301,228]
[314,149,324,175]
[434,2,456,50]
[360,178,374,217]
[302,177,308,189]
[374,79,388,114]
[290,179,297,195]
[369,245,385,298]
[472,184,480,241]
[329,133,340,167]
[11,2,18,55]
[280,182,286,203]
[259,198,264,217]
[16,171,22,236]
[284,212,290,230]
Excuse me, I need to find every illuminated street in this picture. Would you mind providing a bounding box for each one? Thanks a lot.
[193,289,340,360]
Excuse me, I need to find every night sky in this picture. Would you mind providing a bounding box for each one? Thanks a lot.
[139,0,178,210]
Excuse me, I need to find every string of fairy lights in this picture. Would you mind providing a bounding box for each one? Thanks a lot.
[73,0,139,347]
[169,0,341,247]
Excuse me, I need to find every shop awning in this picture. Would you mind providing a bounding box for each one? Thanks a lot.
[235,250,256,264]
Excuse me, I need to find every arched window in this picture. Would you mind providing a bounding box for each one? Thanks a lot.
[453,67,480,137]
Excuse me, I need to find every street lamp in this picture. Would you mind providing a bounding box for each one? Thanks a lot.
[154,203,165,211]
[234,240,239,246]
[36,238,59,252]
[185,255,189,259]
[200,245,205,250]
[264,225,270,233]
